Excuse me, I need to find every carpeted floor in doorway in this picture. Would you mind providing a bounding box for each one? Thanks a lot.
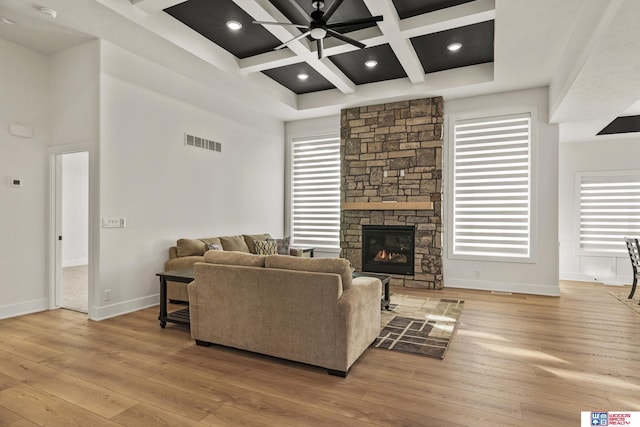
[373,294,464,359]
[62,265,88,313]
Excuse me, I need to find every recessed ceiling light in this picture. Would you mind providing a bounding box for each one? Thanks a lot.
[1,17,15,25]
[364,60,378,68]
[39,7,57,19]
[297,73,309,81]
[447,42,462,52]
[226,21,242,31]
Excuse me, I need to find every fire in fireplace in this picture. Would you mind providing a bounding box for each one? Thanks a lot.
[362,225,415,275]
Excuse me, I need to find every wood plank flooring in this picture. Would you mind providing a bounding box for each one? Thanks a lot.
[0,281,638,426]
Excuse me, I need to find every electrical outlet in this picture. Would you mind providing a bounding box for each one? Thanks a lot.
[474,270,480,279]
[104,289,112,301]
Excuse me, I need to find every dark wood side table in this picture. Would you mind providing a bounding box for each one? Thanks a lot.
[291,246,315,257]
[156,269,194,328]
[352,271,391,310]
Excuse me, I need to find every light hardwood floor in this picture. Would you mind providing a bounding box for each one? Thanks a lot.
[0,281,638,426]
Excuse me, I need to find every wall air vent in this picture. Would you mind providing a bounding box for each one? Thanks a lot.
[184,133,222,153]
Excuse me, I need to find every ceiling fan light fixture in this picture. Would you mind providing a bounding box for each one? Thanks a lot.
[312,1,325,9]
[310,27,327,40]
[297,73,309,80]
[365,60,378,68]
[226,20,242,31]
[447,42,462,52]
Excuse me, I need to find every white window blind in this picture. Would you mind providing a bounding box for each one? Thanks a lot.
[452,113,531,258]
[579,173,640,254]
[291,136,340,249]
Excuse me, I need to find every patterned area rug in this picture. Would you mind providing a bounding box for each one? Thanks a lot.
[373,294,464,359]
[606,286,640,315]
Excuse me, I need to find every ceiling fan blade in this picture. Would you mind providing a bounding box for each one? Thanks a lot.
[275,30,311,50]
[253,20,308,29]
[326,16,383,29]
[323,0,344,22]
[326,28,366,49]
[317,38,324,60]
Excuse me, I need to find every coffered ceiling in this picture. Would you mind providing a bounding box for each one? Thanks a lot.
[162,0,495,95]
[1,0,639,141]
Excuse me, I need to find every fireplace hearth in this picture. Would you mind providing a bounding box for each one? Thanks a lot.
[362,225,415,275]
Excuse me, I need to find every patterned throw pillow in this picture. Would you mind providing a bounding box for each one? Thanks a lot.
[272,237,290,255]
[205,243,223,251]
[254,239,278,255]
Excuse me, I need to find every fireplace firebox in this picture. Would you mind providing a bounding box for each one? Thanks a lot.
[362,225,415,275]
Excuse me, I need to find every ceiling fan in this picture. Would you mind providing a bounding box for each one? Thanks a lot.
[254,0,383,59]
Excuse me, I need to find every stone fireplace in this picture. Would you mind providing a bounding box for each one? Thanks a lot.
[340,97,443,289]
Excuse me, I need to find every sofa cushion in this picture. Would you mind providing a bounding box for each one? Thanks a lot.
[243,233,272,254]
[176,238,206,257]
[254,239,278,255]
[265,256,353,290]
[204,250,266,267]
[219,235,250,252]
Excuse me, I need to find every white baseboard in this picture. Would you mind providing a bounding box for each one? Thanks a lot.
[444,278,560,296]
[560,272,631,286]
[90,294,159,321]
[0,298,48,320]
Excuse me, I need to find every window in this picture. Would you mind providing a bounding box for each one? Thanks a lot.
[578,172,640,254]
[290,135,340,249]
[451,113,532,259]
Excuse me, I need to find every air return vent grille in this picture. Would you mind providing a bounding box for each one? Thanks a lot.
[184,133,222,152]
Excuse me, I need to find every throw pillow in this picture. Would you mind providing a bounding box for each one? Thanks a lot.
[271,236,291,255]
[254,239,278,255]
[205,243,223,251]
[243,233,272,254]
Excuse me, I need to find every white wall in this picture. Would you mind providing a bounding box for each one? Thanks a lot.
[0,39,50,319]
[49,40,100,318]
[285,115,340,258]
[96,41,285,319]
[559,136,640,284]
[444,87,560,296]
[61,151,89,267]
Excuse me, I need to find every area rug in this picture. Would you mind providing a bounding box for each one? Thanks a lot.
[373,294,464,359]
[606,286,640,315]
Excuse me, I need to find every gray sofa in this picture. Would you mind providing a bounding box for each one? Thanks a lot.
[165,233,302,302]
[188,251,382,377]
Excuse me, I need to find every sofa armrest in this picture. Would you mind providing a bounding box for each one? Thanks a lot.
[168,246,178,260]
[164,255,204,271]
[335,277,382,371]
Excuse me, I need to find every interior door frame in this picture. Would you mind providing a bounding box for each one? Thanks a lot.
[48,143,97,318]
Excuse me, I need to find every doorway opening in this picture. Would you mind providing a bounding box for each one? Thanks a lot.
[55,151,89,313]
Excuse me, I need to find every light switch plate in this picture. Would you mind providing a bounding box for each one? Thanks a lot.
[102,217,126,228]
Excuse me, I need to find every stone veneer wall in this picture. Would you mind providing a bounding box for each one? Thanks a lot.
[340,97,443,289]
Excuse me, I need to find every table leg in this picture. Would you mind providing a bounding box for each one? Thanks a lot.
[159,276,168,328]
